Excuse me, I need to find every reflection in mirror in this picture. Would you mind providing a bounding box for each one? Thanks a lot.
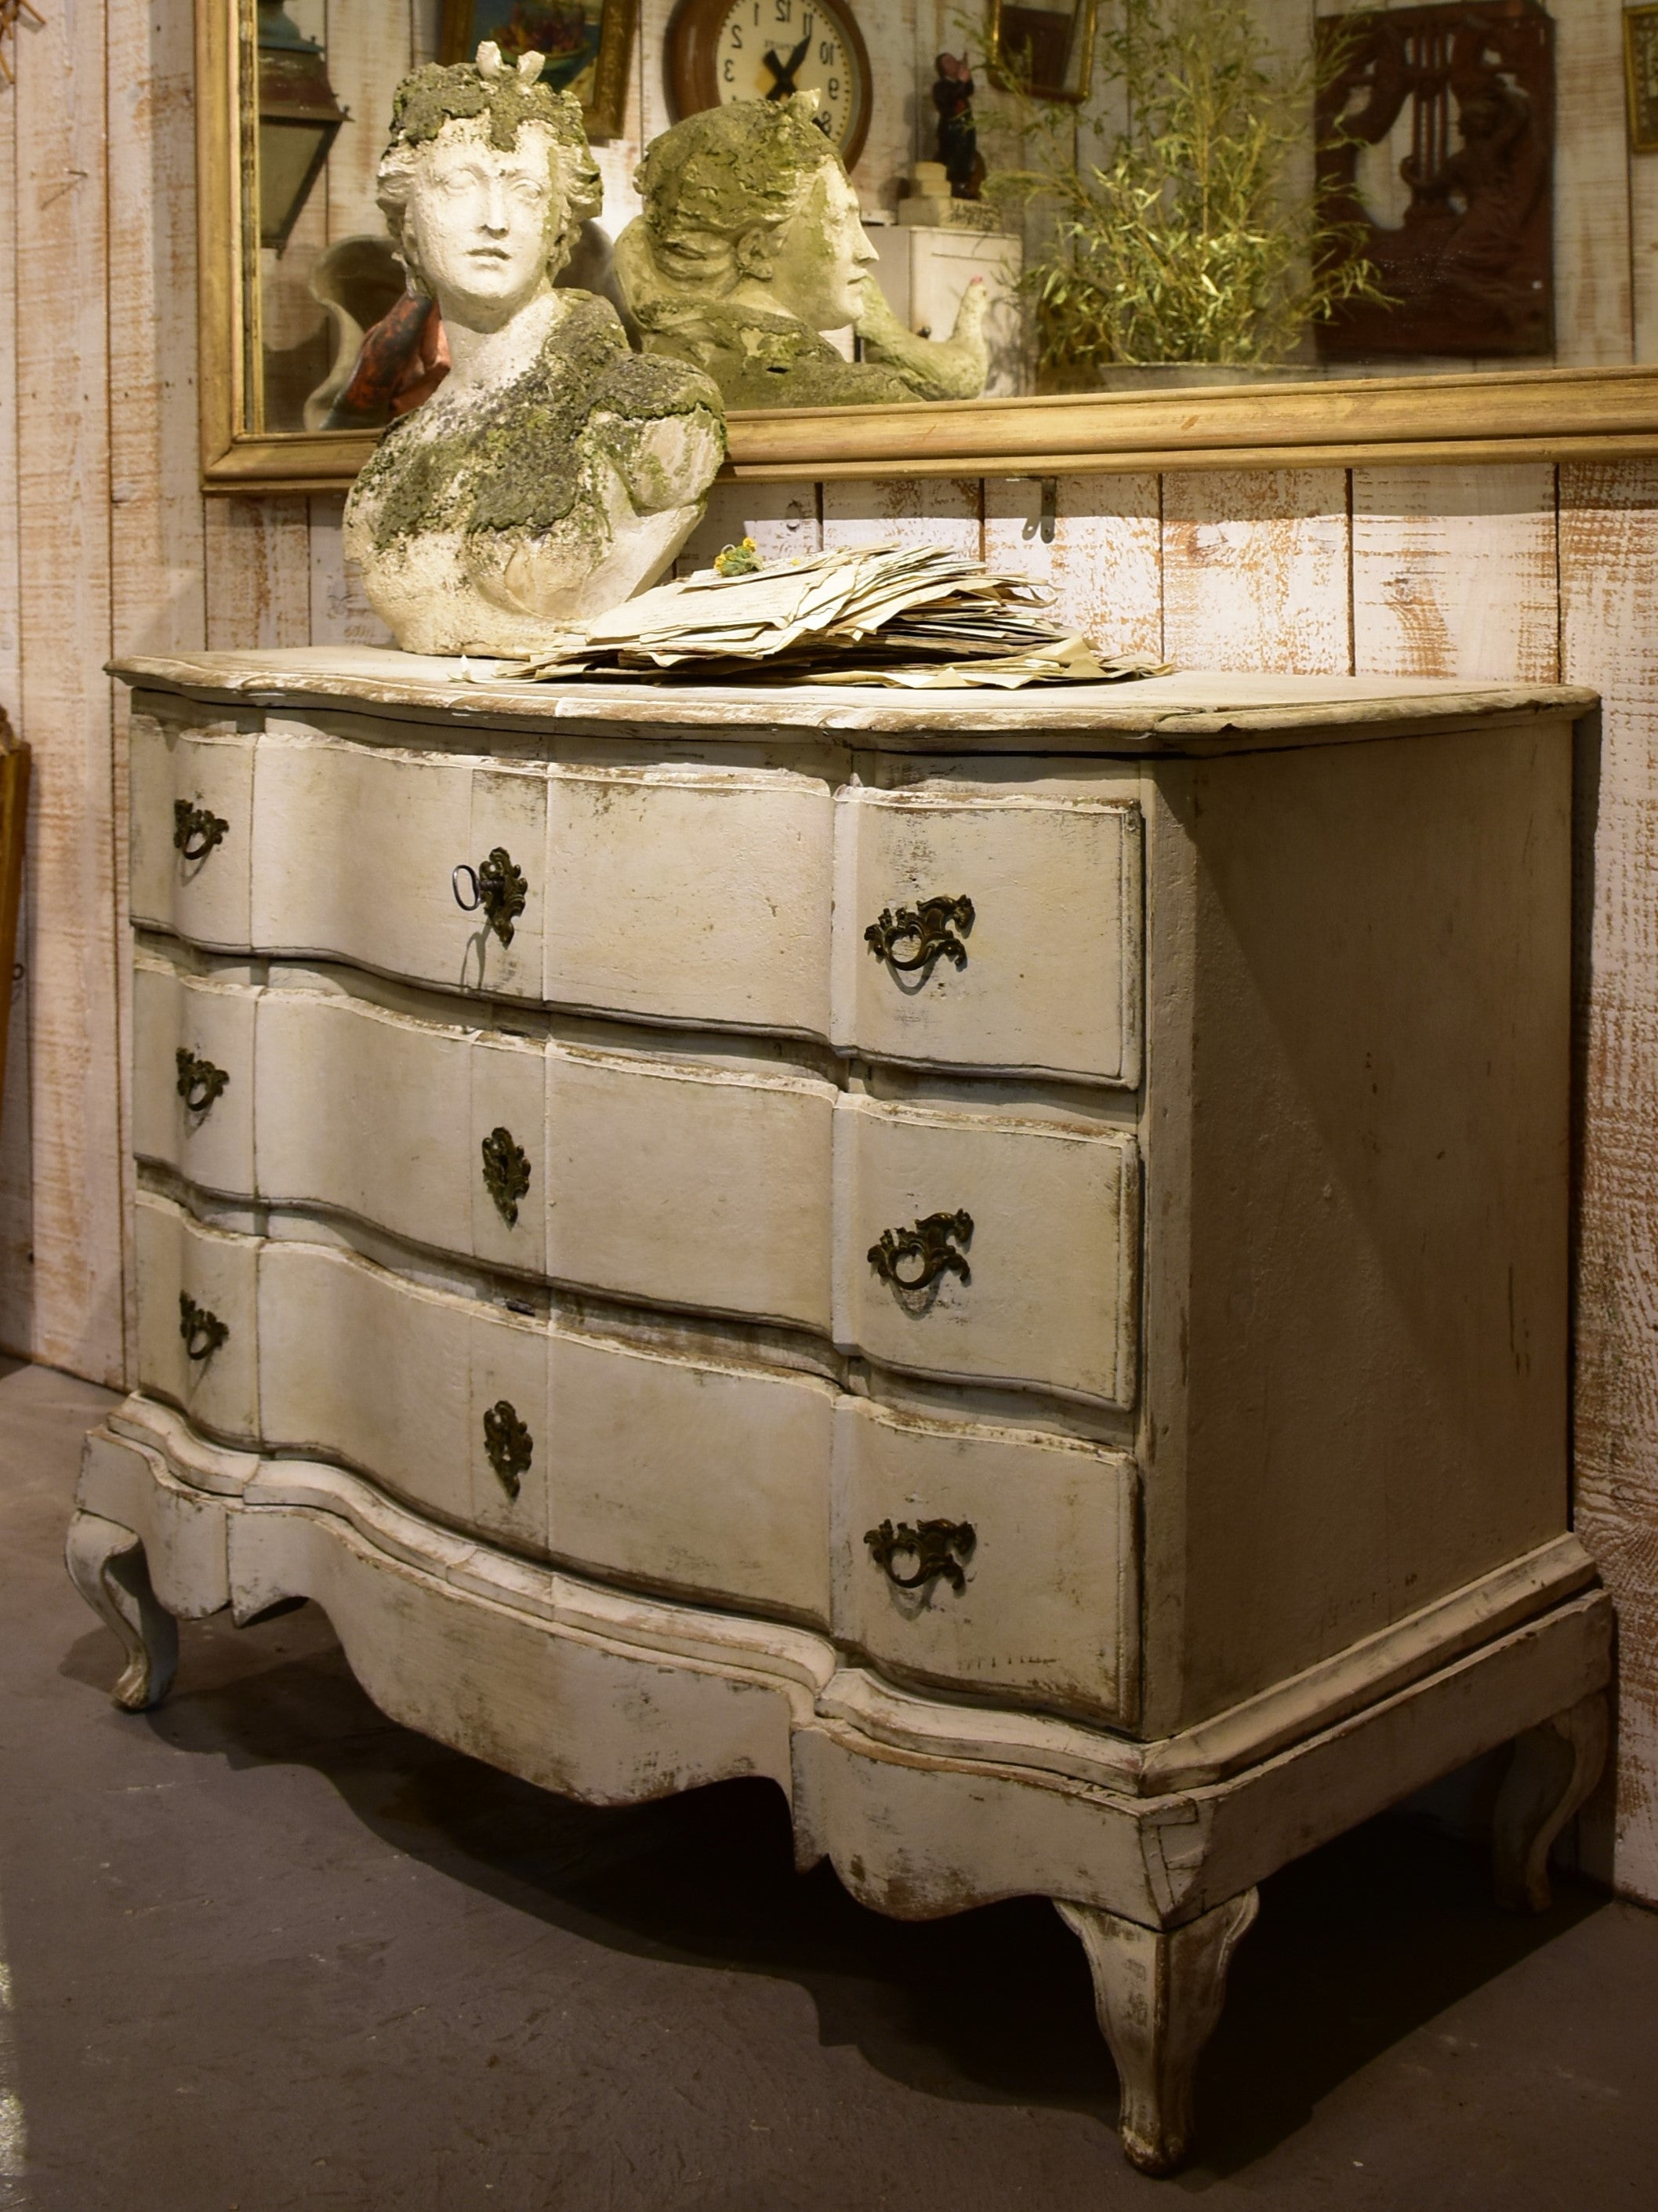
[230,0,1658,455]
[245,0,639,435]
[985,0,1099,104]
[615,95,993,408]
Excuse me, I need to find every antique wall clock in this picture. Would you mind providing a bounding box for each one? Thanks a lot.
[665,0,873,170]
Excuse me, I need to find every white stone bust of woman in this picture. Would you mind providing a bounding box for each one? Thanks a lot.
[343,45,725,657]
[614,96,989,411]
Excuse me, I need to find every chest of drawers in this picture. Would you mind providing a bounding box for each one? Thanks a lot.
[73,649,1612,2174]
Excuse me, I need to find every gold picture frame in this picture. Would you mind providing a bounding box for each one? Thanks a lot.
[985,0,1099,106]
[1627,5,1658,153]
[439,0,638,143]
[197,0,1658,495]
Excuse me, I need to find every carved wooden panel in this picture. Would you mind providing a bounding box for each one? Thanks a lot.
[1317,1,1555,358]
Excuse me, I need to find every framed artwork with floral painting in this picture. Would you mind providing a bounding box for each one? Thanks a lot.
[439,0,637,140]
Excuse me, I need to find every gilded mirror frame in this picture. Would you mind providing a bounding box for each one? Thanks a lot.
[198,0,1658,496]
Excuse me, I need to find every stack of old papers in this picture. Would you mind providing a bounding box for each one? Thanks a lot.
[499,543,1170,689]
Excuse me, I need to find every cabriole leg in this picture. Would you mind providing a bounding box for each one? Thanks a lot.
[64,1509,180,1713]
[1057,1888,1259,2177]
[1493,1690,1609,1912]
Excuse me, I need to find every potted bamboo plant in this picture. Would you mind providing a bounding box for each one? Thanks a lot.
[982,0,1389,389]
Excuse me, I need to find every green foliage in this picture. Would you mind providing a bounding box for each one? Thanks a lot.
[981,0,1388,375]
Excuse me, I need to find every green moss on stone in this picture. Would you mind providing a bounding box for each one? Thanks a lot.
[390,62,572,152]
[357,294,726,552]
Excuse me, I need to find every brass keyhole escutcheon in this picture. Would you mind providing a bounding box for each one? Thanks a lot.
[868,1209,974,1293]
[173,799,229,862]
[178,1291,228,1361]
[175,1048,230,1113]
[481,1126,532,1226]
[865,895,974,979]
[452,847,528,947]
[865,1518,977,1595]
[484,1399,533,1502]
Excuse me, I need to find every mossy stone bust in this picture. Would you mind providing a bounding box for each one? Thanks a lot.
[615,96,989,409]
[343,45,726,657]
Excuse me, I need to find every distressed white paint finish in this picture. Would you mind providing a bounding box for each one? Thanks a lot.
[1352,465,1559,682]
[1561,461,1658,1905]
[543,757,835,1033]
[674,480,822,574]
[833,1394,1137,1722]
[249,731,546,1000]
[13,0,122,1380]
[983,475,1163,659]
[259,1231,552,1550]
[133,1191,261,1442]
[832,779,1144,1084]
[821,475,982,558]
[308,496,395,648]
[1553,0,1633,368]
[1162,470,1350,674]
[832,1092,1139,1404]
[131,952,260,1200]
[549,1330,836,1622]
[546,1042,836,1328]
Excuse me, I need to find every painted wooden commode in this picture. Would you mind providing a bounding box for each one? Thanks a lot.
[72,649,1612,2174]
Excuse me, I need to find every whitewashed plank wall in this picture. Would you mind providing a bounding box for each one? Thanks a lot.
[1,1,1656,1909]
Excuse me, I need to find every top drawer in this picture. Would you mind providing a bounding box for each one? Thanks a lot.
[131,705,1143,1083]
[833,784,1143,1087]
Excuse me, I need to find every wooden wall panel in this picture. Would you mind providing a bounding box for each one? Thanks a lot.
[1162,468,1350,673]
[11,0,123,1382]
[1562,461,1658,1905]
[1351,465,1558,682]
[0,32,31,1352]
[822,475,982,555]
[676,481,822,573]
[1552,0,1633,368]
[107,0,211,1380]
[308,494,394,646]
[203,498,313,650]
[983,476,1163,660]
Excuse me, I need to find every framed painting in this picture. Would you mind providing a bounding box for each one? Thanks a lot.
[439,0,637,140]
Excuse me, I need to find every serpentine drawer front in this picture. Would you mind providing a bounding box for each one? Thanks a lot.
[833,784,1144,1084]
[97,655,1603,2179]
[833,1397,1137,1725]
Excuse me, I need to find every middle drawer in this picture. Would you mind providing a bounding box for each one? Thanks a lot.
[136,957,1137,1403]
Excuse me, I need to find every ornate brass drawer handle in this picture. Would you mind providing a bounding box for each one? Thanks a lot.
[865,1517,977,1595]
[484,1398,533,1502]
[481,1125,532,1226]
[178,1291,228,1362]
[175,1048,230,1113]
[452,846,528,947]
[172,799,229,861]
[864,894,974,976]
[868,1209,974,1292]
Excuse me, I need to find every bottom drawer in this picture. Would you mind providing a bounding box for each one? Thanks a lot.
[549,1333,834,1625]
[136,1194,261,1442]
[136,1199,833,1622]
[832,1396,1137,1726]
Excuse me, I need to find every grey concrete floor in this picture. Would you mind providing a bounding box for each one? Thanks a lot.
[2,1357,1656,2212]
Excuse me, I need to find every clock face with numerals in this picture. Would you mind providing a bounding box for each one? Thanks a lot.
[666,0,873,171]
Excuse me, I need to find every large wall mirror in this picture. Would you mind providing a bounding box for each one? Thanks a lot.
[198,0,1658,492]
